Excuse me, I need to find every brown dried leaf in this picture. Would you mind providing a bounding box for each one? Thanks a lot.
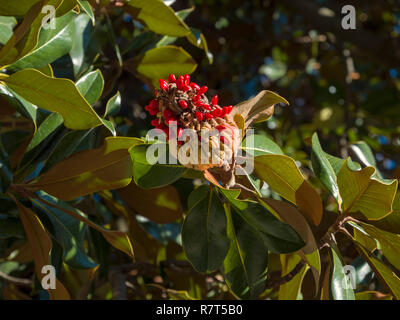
[232,90,289,128]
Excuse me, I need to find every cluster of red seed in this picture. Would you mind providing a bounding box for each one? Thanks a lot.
[144,74,233,140]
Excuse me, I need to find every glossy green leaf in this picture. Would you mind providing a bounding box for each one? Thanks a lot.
[16,112,64,177]
[125,0,191,37]
[223,203,268,299]
[221,190,305,254]
[262,198,321,290]
[187,185,210,210]
[24,113,63,154]
[182,188,229,273]
[355,242,400,299]
[27,137,142,200]
[311,133,340,203]
[130,143,186,189]
[76,70,104,106]
[126,45,197,86]
[351,223,378,252]
[0,16,17,44]
[4,69,104,130]
[0,85,44,131]
[254,154,323,225]
[0,0,64,67]
[32,192,98,269]
[9,12,75,71]
[324,152,360,175]
[69,12,92,77]
[330,245,355,300]
[33,193,134,258]
[337,159,398,219]
[40,129,93,174]
[133,162,186,189]
[358,222,400,271]
[349,141,376,167]
[241,134,283,156]
[104,91,121,117]
[371,193,400,233]
[350,141,383,179]
[77,0,95,25]
[55,0,79,16]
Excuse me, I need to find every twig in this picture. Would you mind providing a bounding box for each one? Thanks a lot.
[0,270,33,288]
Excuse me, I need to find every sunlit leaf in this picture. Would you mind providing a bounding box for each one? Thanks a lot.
[337,159,398,219]
[355,242,400,299]
[279,253,308,300]
[0,0,64,67]
[9,12,75,71]
[330,245,355,300]
[76,69,104,106]
[311,133,341,204]
[126,45,197,86]
[232,90,288,127]
[124,0,191,37]
[4,69,104,130]
[241,134,283,156]
[254,154,323,225]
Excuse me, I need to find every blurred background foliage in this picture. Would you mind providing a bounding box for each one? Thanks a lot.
[120,0,400,178]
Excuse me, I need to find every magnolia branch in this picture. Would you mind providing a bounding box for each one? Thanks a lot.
[0,270,33,288]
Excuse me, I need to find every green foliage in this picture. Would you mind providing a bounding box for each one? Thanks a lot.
[0,0,398,302]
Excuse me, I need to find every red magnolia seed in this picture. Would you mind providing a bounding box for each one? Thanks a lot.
[195,111,204,121]
[184,74,190,84]
[211,106,222,117]
[151,119,159,126]
[202,104,212,111]
[159,79,168,90]
[179,100,188,109]
[177,78,185,90]
[195,100,203,107]
[198,86,208,95]
[163,109,173,121]
[190,82,201,91]
[211,95,218,105]
[149,100,158,108]
[168,74,176,83]
[204,113,213,120]
[216,125,227,131]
